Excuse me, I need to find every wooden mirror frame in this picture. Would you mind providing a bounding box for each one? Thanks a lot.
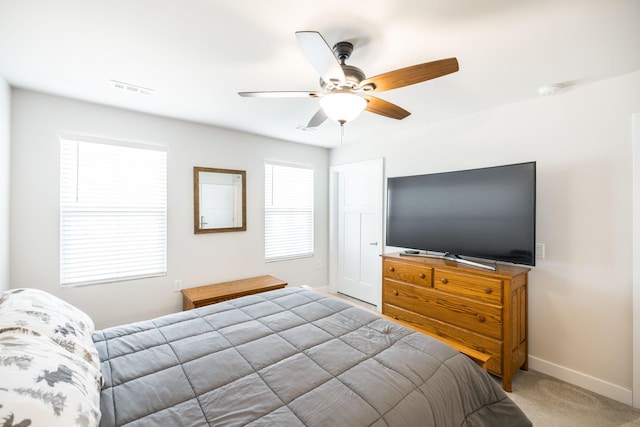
[194,167,246,233]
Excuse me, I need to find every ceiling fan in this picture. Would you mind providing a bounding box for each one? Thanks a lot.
[238,31,459,128]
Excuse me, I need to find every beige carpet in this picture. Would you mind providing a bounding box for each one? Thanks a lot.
[507,370,640,426]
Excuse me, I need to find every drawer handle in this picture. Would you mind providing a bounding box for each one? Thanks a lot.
[440,278,448,284]
[389,267,395,272]
[477,315,486,323]
[393,290,399,296]
[419,273,426,279]
[483,287,492,294]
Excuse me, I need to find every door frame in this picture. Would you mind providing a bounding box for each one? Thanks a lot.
[329,158,384,310]
[633,112,639,408]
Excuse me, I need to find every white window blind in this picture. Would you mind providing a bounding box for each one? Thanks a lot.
[265,162,314,262]
[60,135,167,286]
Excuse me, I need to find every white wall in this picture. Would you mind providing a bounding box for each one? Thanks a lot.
[330,71,640,404]
[10,89,329,329]
[0,76,9,293]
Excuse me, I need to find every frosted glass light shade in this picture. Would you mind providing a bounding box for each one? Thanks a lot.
[319,93,367,124]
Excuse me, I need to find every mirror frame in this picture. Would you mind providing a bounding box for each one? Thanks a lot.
[193,166,247,234]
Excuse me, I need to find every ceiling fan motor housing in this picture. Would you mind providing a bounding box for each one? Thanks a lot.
[321,64,366,90]
[319,41,367,90]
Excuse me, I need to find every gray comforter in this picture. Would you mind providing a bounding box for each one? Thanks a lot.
[93,287,531,426]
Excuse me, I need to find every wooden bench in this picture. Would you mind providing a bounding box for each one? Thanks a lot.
[181,275,287,310]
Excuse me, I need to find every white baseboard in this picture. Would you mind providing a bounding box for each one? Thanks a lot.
[299,285,329,293]
[528,356,632,406]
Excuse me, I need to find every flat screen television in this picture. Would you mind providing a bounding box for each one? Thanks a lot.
[386,161,536,269]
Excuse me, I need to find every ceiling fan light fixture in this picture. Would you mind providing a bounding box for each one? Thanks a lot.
[319,92,367,125]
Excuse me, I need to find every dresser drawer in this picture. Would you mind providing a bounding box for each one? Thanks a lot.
[383,279,430,313]
[383,303,503,375]
[384,279,502,339]
[384,259,432,288]
[433,269,503,304]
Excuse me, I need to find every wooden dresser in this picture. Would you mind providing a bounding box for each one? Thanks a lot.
[382,253,530,391]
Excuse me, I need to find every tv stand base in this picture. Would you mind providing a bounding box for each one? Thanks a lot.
[399,251,496,271]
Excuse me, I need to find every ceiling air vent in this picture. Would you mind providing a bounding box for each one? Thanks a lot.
[111,80,154,95]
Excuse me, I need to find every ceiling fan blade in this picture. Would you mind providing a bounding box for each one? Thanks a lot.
[359,58,459,93]
[295,31,346,86]
[364,96,411,120]
[238,90,322,98]
[306,108,328,128]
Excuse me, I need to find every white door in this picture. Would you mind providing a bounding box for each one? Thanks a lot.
[330,159,383,307]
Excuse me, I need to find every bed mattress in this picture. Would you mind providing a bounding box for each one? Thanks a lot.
[93,287,531,426]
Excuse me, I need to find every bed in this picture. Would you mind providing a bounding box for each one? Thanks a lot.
[0,287,531,426]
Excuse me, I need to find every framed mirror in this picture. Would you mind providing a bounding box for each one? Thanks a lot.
[194,167,246,233]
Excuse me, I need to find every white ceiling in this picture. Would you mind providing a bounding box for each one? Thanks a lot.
[1,0,639,148]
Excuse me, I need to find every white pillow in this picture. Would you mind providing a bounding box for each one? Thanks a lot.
[0,288,103,426]
[0,288,99,370]
[0,332,102,427]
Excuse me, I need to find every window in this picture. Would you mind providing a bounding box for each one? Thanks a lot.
[60,135,167,286]
[264,162,314,262]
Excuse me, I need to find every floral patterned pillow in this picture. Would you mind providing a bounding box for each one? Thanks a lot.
[0,289,103,426]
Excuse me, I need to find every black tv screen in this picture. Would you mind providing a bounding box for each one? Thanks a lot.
[386,162,536,266]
